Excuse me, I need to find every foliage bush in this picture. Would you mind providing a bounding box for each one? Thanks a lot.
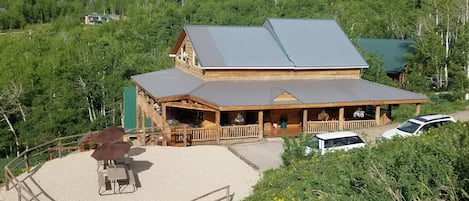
[244,122,469,201]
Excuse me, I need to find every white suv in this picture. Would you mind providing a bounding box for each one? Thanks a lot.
[381,114,456,140]
[305,131,366,155]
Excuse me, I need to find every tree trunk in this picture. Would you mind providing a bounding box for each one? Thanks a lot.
[1,109,20,157]
[444,17,450,88]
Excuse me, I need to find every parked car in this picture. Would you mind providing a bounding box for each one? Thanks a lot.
[304,131,366,155]
[381,114,456,140]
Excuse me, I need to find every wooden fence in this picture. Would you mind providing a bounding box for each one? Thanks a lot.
[344,119,376,130]
[176,124,260,144]
[3,132,93,201]
[304,119,377,134]
[304,121,340,133]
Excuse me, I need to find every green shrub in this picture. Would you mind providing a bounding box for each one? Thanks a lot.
[244,122,469,201]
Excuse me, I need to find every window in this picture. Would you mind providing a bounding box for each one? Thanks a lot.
[193,53,199,67]
[179,45,187,61]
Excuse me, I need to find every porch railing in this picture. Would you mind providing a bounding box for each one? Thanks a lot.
[220,125,259,139]
[177,127,218,142]
[175,125,260,143]
[344,119,376,130]
[304,119,377,134]
[304,121,339,133]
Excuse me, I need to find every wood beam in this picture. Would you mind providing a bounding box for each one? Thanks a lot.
[215,111,221,144]
[161,103,167,127]
[303,109,308,131]
[415,103,421,116]
[164,102,218,112]
[338,107,344,130]
[375,105,381,126]
[136,105,140,136]
[258,111,263,140]
[219,99,428,111]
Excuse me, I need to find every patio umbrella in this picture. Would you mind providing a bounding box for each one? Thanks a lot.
[91,142,131,161]
[92,127,125,144]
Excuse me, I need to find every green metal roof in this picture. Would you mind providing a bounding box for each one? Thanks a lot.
[357,38,414,74]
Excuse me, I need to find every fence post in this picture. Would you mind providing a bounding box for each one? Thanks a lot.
[58,139,62,158]
[24,145,30,173]
[4,167,9,190]
[225,185,230,201]
[17,182,22,201]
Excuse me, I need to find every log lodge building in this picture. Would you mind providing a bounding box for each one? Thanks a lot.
[130,18,427,146]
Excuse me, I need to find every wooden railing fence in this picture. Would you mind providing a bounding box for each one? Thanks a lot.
[304,121,340,133]
[344,120,376,130]
[3,132,93,201]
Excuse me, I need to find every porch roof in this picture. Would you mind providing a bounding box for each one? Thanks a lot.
[131,68,427,109]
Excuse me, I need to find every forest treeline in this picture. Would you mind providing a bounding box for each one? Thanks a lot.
[0,0,468,158]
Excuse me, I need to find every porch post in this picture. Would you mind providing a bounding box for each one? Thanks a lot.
[161,103,168,146]
[161,103,167,126]
[375,105,381,126]
[258,111,263,140]
[150,121,156,145]
[138,111,146,146]
[138,111,147,146]
[338,107,344,130]
[136,105,140,138]
[215,111,221,144]
[303,109,308,132]
[415,103,421,116]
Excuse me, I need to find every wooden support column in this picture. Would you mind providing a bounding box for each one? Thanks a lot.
[303,109,308,132]
[415,103,421,116]
[161,103,167,127]
[150,121,156,145]
[161,103,168,146]
[375,105,381,126]
[136,105,141,139]
[338,107,344,130]
[258,111,263,140]
[215,111,221,144]
[138,111,146,146]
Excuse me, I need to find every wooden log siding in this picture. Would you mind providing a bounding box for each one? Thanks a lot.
[137,92,164,128]
[220,125,259,139]
[343,120,376,130]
